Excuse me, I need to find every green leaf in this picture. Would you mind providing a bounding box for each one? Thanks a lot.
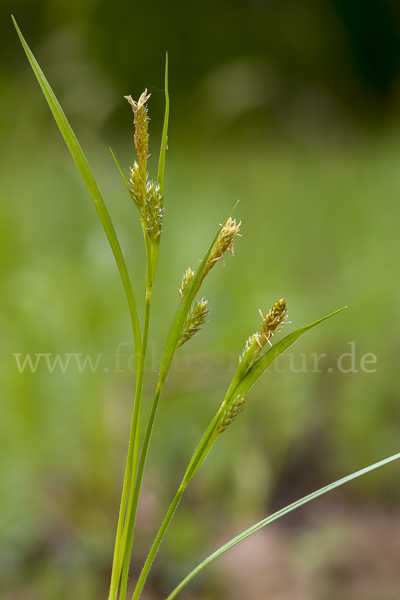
[166,451,400,599]
[110,147,132,195]
[235,307,346,398]
[158,202,239,385]
[183,307,346,484]
[150,55,169,283]
[12,17,141,363]
[157,53,169,195]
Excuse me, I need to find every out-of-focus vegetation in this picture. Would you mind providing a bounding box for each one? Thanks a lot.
[2,1,400,598]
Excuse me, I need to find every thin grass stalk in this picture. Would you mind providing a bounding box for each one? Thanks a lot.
[108,400,140,600]
[128,221,243,598]
[131,483,187,600]
[108,230,155,600]
[118,234,155,600]
[116,70,169,598]
[130,395,234,600]
[131,304,344,599]
[108,371,145,600]
[121,381,163,587]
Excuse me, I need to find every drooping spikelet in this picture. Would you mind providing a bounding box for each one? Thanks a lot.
[202,218,241,279]
[217,394,247,433]
[177,298,209,348]
[179,267,195,299]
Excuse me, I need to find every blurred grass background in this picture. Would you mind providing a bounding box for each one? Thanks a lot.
[2,0,400,598]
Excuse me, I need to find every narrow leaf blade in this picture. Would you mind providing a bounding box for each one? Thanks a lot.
[184,308,345,483]
[157,53,169,195]
[235,307,346,397]
[13,17,141,358]
[159,202,239,384]
[166,451,400,599]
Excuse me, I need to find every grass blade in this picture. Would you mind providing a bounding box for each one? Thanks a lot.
[131,297,342,598]
[12,16,141,361]
[235,307,346,398]
[158,201,239,385]
[157,53,169,195]
[166,451,400,599]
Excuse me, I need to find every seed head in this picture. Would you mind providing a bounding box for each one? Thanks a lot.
[177,298,210,348]
[144,180,164,240]
[242,299,289,369]
[217,394,247,433]
[179,267,195,299]
[258,298,288,347]
[203,218,241,279]
[128,161,145,211]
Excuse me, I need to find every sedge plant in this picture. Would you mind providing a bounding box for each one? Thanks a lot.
[13,17,400,600]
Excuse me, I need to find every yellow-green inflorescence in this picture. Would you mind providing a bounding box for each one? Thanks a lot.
[203,217,241,280]
[179,267,195,299]
[218,299,288,435]
[125,90,164,241]
[217,393,247,433]
[242,298,289,368]
[257,298,288,347]
[177,298,210,348]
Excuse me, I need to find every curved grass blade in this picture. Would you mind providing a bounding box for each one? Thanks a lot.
[110,147,132,193]
[12,17,141,361]
[157,53,169,195]
[235,307,346,398]
[150,53,169,283]
[131,306,343,598]
[166,451,400,599]
[183,307,346,483]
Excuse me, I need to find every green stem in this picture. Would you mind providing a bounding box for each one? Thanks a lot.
[130,401,229,600]
[119,289,152,599]
[108,232,154,600]
[132,483,187,600]
[108,389,140,600]
[115,378,162,596]
[108,350,146,600]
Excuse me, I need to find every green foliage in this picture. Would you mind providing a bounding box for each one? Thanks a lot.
[10,16,400,600]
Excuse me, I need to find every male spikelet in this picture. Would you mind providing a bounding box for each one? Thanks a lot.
[125,91,150,210]
[125,91,164,239]
[177,298,210,348]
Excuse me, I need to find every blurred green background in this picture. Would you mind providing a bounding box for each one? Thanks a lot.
[2,0,400,598]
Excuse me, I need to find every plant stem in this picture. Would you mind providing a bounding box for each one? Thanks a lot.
[130,404,226,600]
[119,290,152,600]
[108,233,155,600]
[131,483,187,600]
[108,386,140,600]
